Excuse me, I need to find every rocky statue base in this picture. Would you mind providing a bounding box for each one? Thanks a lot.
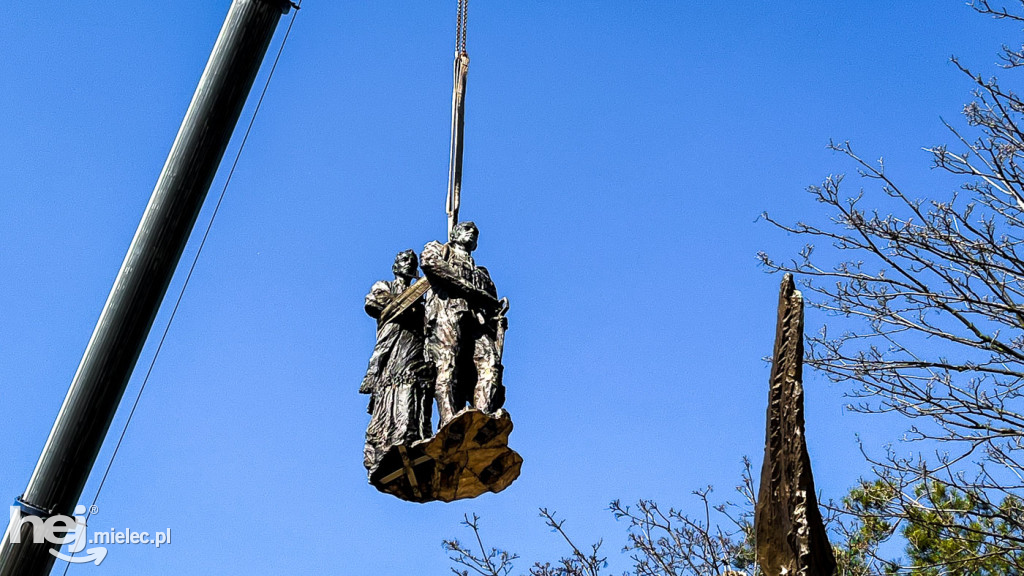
[369,409,522,503]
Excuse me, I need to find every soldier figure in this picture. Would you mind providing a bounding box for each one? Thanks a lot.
[421,221,507,427]
[360,250,434,471]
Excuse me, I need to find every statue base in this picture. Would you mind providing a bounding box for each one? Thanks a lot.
[368,408,523,503]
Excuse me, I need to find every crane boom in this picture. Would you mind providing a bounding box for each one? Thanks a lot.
[0,2,293,573]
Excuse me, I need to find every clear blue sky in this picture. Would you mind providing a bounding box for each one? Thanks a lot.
[0,1,1010,573]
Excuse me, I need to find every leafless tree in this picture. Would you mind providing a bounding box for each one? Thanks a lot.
[444,514,520,576]
[445,459,891,575]
[607,459,758,576]
[443,510,604,576]
[757,1,1024,572]
[445,461,759,576]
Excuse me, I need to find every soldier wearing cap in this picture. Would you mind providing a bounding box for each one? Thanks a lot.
[420,221,506,427]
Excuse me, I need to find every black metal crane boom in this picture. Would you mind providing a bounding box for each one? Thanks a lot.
[0,1,292,573]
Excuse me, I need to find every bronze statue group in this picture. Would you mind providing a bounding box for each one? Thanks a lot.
[359,221,509,477]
